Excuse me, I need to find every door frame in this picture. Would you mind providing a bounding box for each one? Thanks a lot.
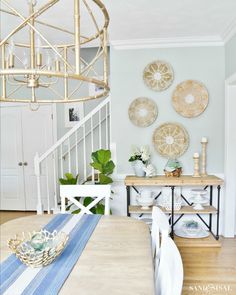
[224,72,236,237]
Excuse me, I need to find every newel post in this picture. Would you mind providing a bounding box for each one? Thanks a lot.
[34,152,43,214]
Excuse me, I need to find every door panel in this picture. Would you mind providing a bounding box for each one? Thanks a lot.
[21,105,54,210]
[0,107,25,210]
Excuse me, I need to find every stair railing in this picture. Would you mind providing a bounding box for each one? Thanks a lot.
[34,97,111,214]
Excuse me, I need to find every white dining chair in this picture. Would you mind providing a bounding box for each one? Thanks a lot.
[155,236,184,295]
[60,184,111,215]
[151,206,170,258]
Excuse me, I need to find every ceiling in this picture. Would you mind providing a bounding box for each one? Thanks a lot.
[1,0,236,46]
[104,0,236,41]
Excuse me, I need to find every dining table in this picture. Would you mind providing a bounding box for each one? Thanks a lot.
[0,215,155,295]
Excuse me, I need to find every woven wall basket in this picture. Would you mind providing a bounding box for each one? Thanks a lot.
[143,60,174,91]
[128,97,158,127]
[172,80,209,118]
[152,122,189,158]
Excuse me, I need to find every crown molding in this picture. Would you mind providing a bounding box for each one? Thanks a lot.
[110,36,224,50]
[221,18,236,43]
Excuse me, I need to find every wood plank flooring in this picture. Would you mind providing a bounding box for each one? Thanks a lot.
[0,210,36,225]
[1,211,236,294]
[180,238,236,294]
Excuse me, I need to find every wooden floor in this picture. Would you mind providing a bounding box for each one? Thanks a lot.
[1,211,236,294]
[0,210,36,225]
[180,238,236,294]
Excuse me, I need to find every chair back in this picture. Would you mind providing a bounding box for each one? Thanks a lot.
[151,206,170,256]
[60,184,111,215]
[155,236,184,295]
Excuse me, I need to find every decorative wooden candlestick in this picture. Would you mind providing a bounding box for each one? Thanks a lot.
[193,152,200,177]
[201,137,208,177]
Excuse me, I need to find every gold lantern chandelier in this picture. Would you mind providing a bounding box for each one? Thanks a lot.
[0,0,109,104]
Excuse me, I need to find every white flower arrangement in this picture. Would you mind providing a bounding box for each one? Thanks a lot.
[129,145,151,165]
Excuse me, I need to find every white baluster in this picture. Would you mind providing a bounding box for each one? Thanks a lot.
[91,116,94,183]
[99,109,102,149]
[45,158,50,214]
[75,131,79,176]
[68,138,71,173]
[108,100,111,149]
[34,152,43,214]
[83,124,87,182]
[105,103,108,149]
[53,150,59,213]
[60,144,63,178]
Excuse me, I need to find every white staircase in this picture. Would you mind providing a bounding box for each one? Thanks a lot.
[34,97,111,214]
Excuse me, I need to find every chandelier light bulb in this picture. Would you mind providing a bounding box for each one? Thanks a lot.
[54,46,60,61]
[6,39,15,57]
[35,36,42,54]
[35,36,43,66]
[46,53,52,70]
[7,39,15,68]
[22,51,29,69]
[54,47,61,71]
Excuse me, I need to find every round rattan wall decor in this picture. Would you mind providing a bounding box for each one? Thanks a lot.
[152,122,189,158]
[172,80,209,118]
[143,60,174,91]
[128,97,158,127]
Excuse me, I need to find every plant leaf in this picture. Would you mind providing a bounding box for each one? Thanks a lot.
[97,149,111,165]
[59,178,68,185]
[99,174,113,184]
[96,203,105,214]
[59,173,79,185]
[72,209,81,214]
[66,203,73,211]
[90,162,103,172]
[65,173,74,180]
[83,196,93,207]
[103,160,115,175]
[91,151,99,163]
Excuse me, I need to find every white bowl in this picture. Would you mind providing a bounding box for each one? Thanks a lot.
[136,198,154,209]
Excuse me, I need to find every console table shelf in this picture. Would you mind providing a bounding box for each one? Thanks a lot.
[125,175,224,241]
[129,205,218,215]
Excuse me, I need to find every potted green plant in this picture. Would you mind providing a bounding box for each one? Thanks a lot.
[90,149,115,184]
[164,159,182,177]
[85,149,115,214]
[59,149,115,214]
[59,173,79,185]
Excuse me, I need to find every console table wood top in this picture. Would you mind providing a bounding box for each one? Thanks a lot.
[124,175,224,187]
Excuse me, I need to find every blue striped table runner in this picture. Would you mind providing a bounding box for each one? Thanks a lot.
[0,214,101,295]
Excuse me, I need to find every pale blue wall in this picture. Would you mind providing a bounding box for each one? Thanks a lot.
[225,33,236,79]
[110,46,225,175]
[56,48,107,139]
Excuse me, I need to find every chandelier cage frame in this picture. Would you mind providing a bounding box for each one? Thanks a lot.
[0,0,110,103]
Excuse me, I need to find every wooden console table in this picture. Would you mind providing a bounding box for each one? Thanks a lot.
[124,175,224,240]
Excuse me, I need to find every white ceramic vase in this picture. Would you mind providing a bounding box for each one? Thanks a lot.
[132,160,146,177]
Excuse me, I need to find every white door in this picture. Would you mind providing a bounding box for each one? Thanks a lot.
[22,105,54,210]
[0,107,26,210]
[0,104,55,211]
